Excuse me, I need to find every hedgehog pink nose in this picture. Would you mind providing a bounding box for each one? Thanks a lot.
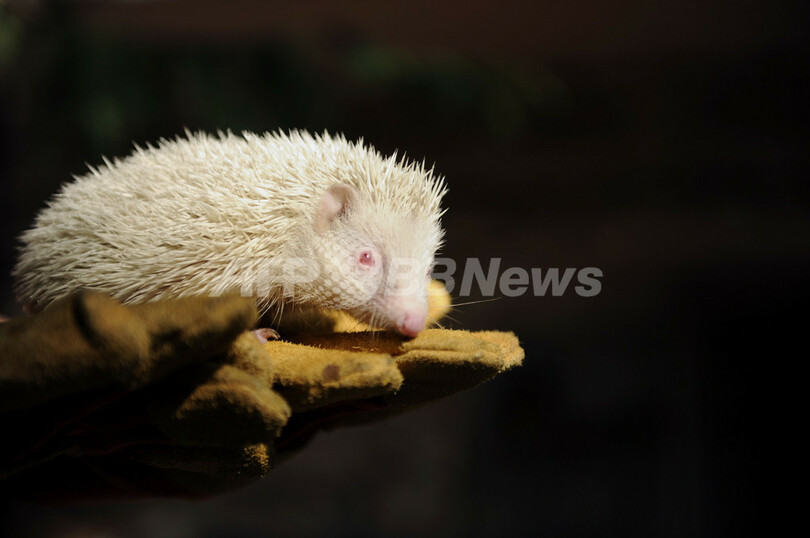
[397,310,427,337]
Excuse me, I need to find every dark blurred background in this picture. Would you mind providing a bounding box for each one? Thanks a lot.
[1,0,807,536]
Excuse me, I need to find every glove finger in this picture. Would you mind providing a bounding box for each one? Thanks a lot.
[426,279,452,326]
[1,293,257,411]
[263,340,403,412]
[125,294,258,385]
[392,329,523,405]
[275,329,523,441]
[0,292,149,411]
[148,363,290,448]
[65,292,258,388]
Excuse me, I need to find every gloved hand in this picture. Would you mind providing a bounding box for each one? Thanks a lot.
[0,292,288,499]
[0,285,522,501]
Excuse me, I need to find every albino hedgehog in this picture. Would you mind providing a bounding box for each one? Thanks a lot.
[13,130,447,337]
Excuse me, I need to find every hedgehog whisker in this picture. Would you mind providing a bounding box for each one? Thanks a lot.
[447,297,501,308]
[428,318,446,330]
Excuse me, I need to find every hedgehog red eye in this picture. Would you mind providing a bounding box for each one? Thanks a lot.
[359,250,376,268]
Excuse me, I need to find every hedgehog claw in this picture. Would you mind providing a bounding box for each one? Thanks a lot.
[254,328,281,343]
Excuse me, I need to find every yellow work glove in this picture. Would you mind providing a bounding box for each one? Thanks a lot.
[0,285,522,501]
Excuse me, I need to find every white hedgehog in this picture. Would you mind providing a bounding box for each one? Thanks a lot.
[13,130,447,337]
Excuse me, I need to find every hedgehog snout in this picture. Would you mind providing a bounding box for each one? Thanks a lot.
[388,296,428,337]
[397,310,427,337]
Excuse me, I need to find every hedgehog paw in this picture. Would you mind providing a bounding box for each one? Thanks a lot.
[254,328,281,343]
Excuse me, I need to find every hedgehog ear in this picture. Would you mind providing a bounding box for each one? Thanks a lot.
[315,184,357,234]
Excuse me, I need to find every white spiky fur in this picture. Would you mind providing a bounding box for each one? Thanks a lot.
[13,130,447,329]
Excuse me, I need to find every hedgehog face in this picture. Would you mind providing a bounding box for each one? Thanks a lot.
[309,184,440,336]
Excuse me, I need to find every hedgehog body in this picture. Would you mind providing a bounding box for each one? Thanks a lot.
[13,130,447,336]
